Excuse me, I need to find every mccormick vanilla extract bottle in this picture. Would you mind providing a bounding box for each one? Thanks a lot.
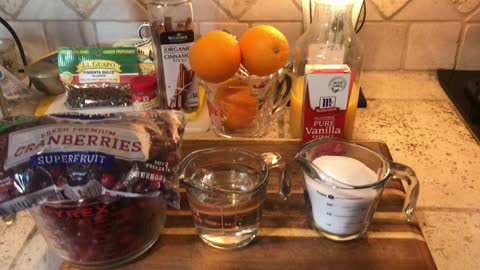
[291,0,364,142]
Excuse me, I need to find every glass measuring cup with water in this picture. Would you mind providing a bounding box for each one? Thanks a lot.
[179,148,289,249]
[295,138,419,241]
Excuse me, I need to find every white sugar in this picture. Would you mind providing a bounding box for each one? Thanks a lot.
[304,155,381,236]
[312,155,378,186]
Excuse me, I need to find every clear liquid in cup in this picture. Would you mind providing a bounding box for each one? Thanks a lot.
[186,164,265,249]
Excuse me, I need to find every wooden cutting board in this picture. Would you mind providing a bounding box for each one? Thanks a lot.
[61,139,437,270]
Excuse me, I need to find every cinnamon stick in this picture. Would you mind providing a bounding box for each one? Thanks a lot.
[185,18,192,30]
[174,64,187,109]
[164,17,173,32]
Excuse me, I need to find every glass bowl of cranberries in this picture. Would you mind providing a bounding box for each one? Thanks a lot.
[30,196,167,267]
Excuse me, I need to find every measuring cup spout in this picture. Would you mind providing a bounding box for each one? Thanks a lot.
[178,149,201,190]
[178,173,195,190]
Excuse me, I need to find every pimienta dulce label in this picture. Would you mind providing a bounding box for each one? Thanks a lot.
[302,64,355,143]
[58,47,139,85]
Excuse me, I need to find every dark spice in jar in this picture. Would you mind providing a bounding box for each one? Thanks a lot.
[65,84,132,109]
[58,47,139,110]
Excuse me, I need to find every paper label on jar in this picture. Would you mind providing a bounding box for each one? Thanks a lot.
[159,30,199,110]
[302,64,355,143]
[132,93,160,111]
[5,124,151,169]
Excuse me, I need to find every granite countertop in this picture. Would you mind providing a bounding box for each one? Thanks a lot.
[1,71,479,270]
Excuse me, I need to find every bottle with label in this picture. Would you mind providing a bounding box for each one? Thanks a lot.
[147,0,199,113]
[291,0,363,141]
[130,75,161,111]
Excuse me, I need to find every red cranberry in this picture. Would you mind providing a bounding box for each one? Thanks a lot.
[119,234,135,245]
[55,176,68,187]
[149,179,162,190]
[117,226,132,234]
[0,188,11,203]
[133,181,149,193]
[112,182,126,192]
[100,173,115,189]
[168,151,179,166]
[47,166,64,179]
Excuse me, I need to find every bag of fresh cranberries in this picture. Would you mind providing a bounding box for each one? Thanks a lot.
[0,110,186,215]
[0,110,186,266]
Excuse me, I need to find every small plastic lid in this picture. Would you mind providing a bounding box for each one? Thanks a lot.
[130,75,157,93]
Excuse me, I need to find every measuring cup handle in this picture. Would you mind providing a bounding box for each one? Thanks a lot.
[272,66,293,115]
[390,162,420,221]
[138,23,153,43]
[261,152,290,200]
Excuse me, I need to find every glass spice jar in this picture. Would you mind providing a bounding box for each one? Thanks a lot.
[130,75,161,111]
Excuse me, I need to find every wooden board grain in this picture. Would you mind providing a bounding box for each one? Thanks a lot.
[61,140,437,270]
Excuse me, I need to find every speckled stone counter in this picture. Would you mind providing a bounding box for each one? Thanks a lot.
[1,71,479,270]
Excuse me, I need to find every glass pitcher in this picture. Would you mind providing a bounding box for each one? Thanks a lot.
[201,68,291,138]
[295,138,419,241]
[291,0,364,139]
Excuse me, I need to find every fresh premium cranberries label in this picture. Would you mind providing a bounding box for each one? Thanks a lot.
[302,64,355,143]
[5,124,150,169]
[0,111,185,217]
[31,152,114,168]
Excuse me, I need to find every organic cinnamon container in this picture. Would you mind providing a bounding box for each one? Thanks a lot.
[130,75,161,111]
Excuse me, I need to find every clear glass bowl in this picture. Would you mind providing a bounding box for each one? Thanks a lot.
[30,197,167,268]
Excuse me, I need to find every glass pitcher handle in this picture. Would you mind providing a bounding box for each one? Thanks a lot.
[272,67,293,114]
[137,23,153,44]
[390,162,420,221]
[261,152,290,200]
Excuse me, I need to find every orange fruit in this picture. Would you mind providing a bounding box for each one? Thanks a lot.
[189,30,241,83]
[239,25,289,76]
[215,80,258,130]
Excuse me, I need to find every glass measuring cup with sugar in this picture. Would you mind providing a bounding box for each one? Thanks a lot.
[179,148,290,249]
[295,138,419,241]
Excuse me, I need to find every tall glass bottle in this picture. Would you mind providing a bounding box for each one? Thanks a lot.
[290,0,363,139]
[147,0,199,112]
